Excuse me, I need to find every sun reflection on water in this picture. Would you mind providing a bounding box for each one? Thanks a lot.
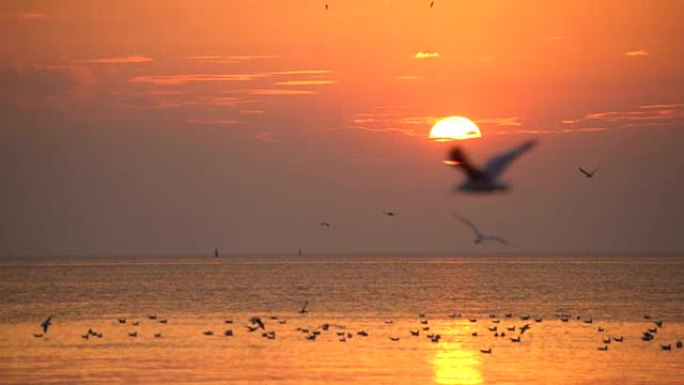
[432,342,483,385]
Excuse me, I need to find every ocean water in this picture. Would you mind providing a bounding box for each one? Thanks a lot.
[0,255,682,384]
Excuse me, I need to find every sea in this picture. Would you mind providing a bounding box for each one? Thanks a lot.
[0,255,682,385]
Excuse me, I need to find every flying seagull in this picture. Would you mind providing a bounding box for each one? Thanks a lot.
[578,167,598,178]
[41,315,53,333]
[454,212,511,246]
[319,222,331,227]
[430,1,434,8]
[446,139,538,193]
[382,210,397,217]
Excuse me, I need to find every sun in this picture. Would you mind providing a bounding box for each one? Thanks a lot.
[429,116,482,141]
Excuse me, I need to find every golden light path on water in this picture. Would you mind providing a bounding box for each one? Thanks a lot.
[433,342,483,385]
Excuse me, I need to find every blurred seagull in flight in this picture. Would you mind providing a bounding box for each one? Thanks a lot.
[382,210,397,217]
[430,1,434,8]
[446,139,538,193]
[319,222,331,228]
[453,212,511,246]
[578,167,598,178]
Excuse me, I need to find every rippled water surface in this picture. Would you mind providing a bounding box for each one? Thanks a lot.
[0,255,682,384]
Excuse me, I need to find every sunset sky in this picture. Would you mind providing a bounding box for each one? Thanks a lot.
[2,0,683,256]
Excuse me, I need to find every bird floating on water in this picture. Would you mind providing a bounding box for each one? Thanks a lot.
[446,139,538,193]
[41,315,53,334]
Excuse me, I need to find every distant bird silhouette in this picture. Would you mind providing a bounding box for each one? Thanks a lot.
[598,345,608,351]
[319,222,331,228]
[382,210,397,217]
[480,348,492,354]
[598,327,605,332]
[578,167,598,178]
[148,315,157,320]
[454,212,511,246]
[203,330,214,336]
[676,341,682,349]
[299,301,309,314]
[131,321,140,326]
[510,336,521,343]
[446,139,538,193]
[430,1,434,8]
[325,3,328,11]
[279,320,287,324]
[471,331,478,336]
[41,315,53,333]
[118,318,126,324]
[225,329,233,337]
[661,344,671,351]
[129,331,137,338]
[33,333,43,338]
[410,329,420,336]
[154,333,162,338]
[613,336,623,342]
[250,316,265,330]
[357,330,369,337]
[654,320,664,328]
[390,336,400,341]
[159,319,167,324]
[225,319,233,324]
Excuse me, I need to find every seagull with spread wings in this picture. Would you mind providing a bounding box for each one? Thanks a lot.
[446,139,538,193]
[578,167,598,178]
[454,212,511,246]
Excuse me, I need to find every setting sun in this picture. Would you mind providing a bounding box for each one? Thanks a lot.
[429,116,482,141]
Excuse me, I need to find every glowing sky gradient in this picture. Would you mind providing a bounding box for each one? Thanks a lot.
[1,1,683,256]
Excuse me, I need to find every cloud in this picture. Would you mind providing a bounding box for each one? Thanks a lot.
[4,13,48,20]
[253,130,282,142]
[625,50,649,57]
[397,75,419,80]
[475,117,523,127]
[130,73,264,85]
[263,70,331,76]
[0,64,93,106]
[240,109,264,115]
[247,89,317,95]
[414,51,440,59]
[76,56,154,64]
[188,55,279,63]
[275,80,336,86]
[560,103,684,132]
[185,119,239,126]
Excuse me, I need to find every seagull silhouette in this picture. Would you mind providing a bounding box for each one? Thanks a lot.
[430,1,434,8]
[446,139,538,193]
[41,315,53,333]
[453,212,511,246]
[299,301,309,314]
[319,222,331,227]
[578,167,598,178]
[382,210,398,217]
[325,4,328,11]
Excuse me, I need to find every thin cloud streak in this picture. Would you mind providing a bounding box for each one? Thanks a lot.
[185,119,239,126]
[625,50,649,57]
[247,89,317,95]
[76,56,154,64]
[414,52,440,59]
[275,80,336,86]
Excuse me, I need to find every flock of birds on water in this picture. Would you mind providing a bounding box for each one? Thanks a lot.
[32,302,683,355]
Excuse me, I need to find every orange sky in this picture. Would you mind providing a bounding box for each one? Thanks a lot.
[1,1,684,256]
